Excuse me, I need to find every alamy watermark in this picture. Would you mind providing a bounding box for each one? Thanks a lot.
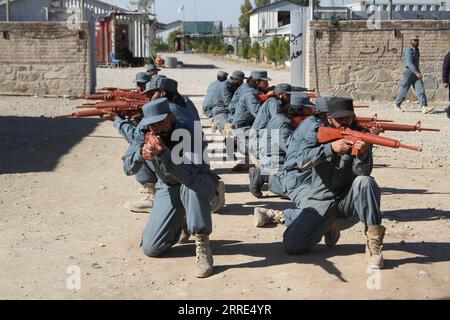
[66,265,81,290]
[66,7,82,30]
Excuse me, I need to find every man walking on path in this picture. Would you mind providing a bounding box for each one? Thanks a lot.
[394,35,434,114]
[443,51,450,118]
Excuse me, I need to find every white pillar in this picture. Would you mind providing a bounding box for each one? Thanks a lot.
[290,9,308,88]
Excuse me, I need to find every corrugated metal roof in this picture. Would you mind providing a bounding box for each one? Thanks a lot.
[250,0,304,14]
[183,21,223,35]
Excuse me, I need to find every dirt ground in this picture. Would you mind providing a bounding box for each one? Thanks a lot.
[0,53,449,300]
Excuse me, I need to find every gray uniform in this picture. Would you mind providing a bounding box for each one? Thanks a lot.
[279,117,316,207]
[232,87,260,156]
[248,97,282,158]
[203,80,222,118]
[260,114,293,196]
[282,119,382,254]
[123,120,219,256]
[114,116,157,185]
[212,79,238,133]
[227,83,251,123]
[395,45,428,107]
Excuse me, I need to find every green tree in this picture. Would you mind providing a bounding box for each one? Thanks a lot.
[167,29,182,52]
[239,0,253,35]
[275,37,288,65]
[238,38,251,59]
[250,41,261,61]
[289,0,321,7]
[255,0,271,8]
[266,35,279,64]
[129,0,154,12]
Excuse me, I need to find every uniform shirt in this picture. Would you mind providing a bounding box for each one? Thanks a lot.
[231,87,260,128]
[124,120,217,197]
[251,97,282,132]
[114,116,138,144]
[259,113,293,174]
[403,45,421,75]
[295,118,374,215]
[227,83,252,122]
[212,79,238,115]
[202,80,222,117]
[169,96,201,123]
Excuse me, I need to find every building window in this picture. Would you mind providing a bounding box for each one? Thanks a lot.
[50,0,62,8]
[277,11,290,27]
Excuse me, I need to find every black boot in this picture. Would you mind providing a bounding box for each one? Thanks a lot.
[249,167,264,198]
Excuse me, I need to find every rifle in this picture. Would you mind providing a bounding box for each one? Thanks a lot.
[72,90,147,101]
[258,91,317,103]
[53,106,142,119]
[356,114,394,123]
[77,100,147,109]
[100,87,133,92]
[317,126,422,156]
[358,121,440,133]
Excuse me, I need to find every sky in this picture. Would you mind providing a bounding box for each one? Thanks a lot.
[107,0,450,27]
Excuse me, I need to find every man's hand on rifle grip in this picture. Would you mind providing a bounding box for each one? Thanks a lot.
[331,139,354,155]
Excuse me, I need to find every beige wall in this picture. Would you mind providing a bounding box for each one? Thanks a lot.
[0,22,92,96]
[307,20,450,102]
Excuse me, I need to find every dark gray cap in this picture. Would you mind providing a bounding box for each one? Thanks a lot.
[218,71,228,78]
[231,70,247,80]
[143,76,178,94]
[274,83,292,95]
[410,35,419,40]
[140,98,171,127]
[290,92,315,108]
[328,98,355,118]
[315,96,337,113]
[133,72,152,83]
[250,70,271,81]
[146,64,161,72]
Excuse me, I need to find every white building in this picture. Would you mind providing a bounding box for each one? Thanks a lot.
[156,20,183,42]
[346,0,447,12]
[249,0,304,40]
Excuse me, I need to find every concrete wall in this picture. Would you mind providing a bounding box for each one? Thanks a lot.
[307,20,450,102]
[0,21,92,96]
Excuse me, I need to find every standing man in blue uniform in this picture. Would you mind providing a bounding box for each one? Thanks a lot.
[442,51,450,118]
[395,35,434,114]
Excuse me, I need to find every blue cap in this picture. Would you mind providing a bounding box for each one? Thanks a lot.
[140,98,171,127]
[315,96,337,113]
[133,72,152,83]
[146,64,161,72]
[290,92,315,108]
[250,70,271,81]
[231,70,247,80]
[328,98,355,118]
[274,83,292,94]
[218,71,228,78]
[143,76,177,94]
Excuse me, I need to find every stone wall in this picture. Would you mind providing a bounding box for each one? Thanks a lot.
[0,22,92,96]
[307,20,450,102]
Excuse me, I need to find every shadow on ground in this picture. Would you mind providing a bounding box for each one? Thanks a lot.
[383,208,450,222]
[0,116,100,174]
[155,239,450,281]
[181,64,218,69]
[381,187,450,195]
